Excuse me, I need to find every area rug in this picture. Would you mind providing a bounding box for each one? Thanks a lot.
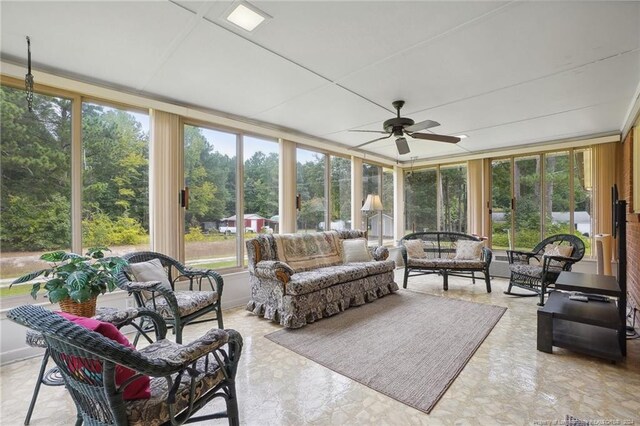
[265,290,506,414]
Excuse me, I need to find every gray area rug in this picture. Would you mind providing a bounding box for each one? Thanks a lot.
[265,290,506,413]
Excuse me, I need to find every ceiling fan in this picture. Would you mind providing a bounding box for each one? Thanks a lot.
[350,100,461,155]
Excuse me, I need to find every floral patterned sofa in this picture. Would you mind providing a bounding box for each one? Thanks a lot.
[245,230,398,328]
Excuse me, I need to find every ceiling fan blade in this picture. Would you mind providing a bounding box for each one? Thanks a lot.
[354,133,392,149]
[395,137,411,155]
[405,119,440,133]
[348,129,388,134]
[408,132,461,144]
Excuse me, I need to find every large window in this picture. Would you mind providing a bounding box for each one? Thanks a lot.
[404,163,467,234]
[82,102,150,255]
[362,162,381,244]
[183,125,237,269]
[244,135,279,233]
[330,156,351,231]
[296,148,327,233]
[1,86,72,301]
[514,155,541,250]
[490,149,592,254]
[440,164,467,233]
[405,168,438,233]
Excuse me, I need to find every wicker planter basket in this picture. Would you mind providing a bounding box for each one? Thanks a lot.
[58,297,97,318]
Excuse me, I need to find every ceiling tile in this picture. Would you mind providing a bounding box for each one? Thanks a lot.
[339,1,640,115]
[205,1,508,81]
[143,20,329,117]
[251,84,390,137]
[0,1,196,90]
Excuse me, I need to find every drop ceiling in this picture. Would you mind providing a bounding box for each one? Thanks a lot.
[1,1,639,163]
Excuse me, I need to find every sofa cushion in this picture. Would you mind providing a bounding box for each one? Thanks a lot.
[273,231,344,273]
[454,240,484,260]
[403,239,426,259]
[510,263,564,278]
[406,258,485,269]
[342,238,372,263]
[286,261,395,296]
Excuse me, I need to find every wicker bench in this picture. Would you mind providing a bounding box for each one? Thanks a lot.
[399,232,492,292]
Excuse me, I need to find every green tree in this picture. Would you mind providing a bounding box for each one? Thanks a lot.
[1,86,72,250]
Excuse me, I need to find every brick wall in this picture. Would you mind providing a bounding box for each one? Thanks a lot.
[621,129,640,308]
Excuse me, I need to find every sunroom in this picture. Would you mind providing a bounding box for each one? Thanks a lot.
[1,1,639,424]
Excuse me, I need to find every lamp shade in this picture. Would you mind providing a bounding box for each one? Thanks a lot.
[361,194,383,212]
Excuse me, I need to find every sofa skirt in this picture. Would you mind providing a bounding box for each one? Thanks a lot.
[246,271,399,328]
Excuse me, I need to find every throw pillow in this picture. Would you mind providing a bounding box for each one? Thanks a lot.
[543,243,574,267]
[57,312,151,400]
[403,239,426,259]
[454,240,484,260]
[342,238,372,263]
[127,258,172,292]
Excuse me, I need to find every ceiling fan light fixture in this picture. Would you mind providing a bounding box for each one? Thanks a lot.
[226,3,268,32]
[395,137,410,155]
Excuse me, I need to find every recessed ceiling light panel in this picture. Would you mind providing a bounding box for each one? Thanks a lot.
[226,3,268,32]
[455,134,469,139]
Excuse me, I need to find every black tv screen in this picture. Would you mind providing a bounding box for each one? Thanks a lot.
[612,184,619,238]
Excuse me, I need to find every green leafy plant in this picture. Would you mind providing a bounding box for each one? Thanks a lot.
[10,247,128,303]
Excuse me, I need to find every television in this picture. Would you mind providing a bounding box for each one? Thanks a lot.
[612,184,619,238]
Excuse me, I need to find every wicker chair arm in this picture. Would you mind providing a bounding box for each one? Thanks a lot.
[253,260,294,283]
[506,250,538,264]
[369,246,389,261]
[482,247,493,265]
[94,307,167,341]
[542,254,576,270]
[120,280,163,293]
[180,267,224,295]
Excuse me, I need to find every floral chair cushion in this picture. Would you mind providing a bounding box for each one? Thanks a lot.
[145,291,218,319]
[509,263,564,278]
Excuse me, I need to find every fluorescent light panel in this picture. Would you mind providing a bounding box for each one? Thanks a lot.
[227,3,266,32]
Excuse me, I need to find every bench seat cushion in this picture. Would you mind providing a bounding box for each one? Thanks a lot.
[406,258,485,269]
[509,263,563,278]
[286,260,396,296]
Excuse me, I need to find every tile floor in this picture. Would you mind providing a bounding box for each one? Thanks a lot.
[1,271,639,425]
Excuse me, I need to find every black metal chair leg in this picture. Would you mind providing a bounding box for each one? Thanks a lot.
[24,349,50,425]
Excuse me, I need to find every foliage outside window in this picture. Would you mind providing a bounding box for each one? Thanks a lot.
[296,148,327,233]
[513,155,541,250]
[404,164,466,234]
[439,164,467,233]
[183,125,237,269]
[405,168,437,233]
[330,156,351,231]
[81,103,150,255]
[1,86,72,300]
[490,150,592,255]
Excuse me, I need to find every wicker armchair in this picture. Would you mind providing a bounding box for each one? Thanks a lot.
[504,234,586,305]
[8,304,242,426]
[117,251,224,344]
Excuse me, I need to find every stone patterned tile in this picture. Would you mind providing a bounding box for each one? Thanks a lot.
[1,272,639,425]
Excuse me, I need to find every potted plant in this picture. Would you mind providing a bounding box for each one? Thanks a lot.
[11,247,128,317]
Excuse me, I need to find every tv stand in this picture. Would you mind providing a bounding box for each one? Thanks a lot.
[537,275,624,361]
[537,200,628,362]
